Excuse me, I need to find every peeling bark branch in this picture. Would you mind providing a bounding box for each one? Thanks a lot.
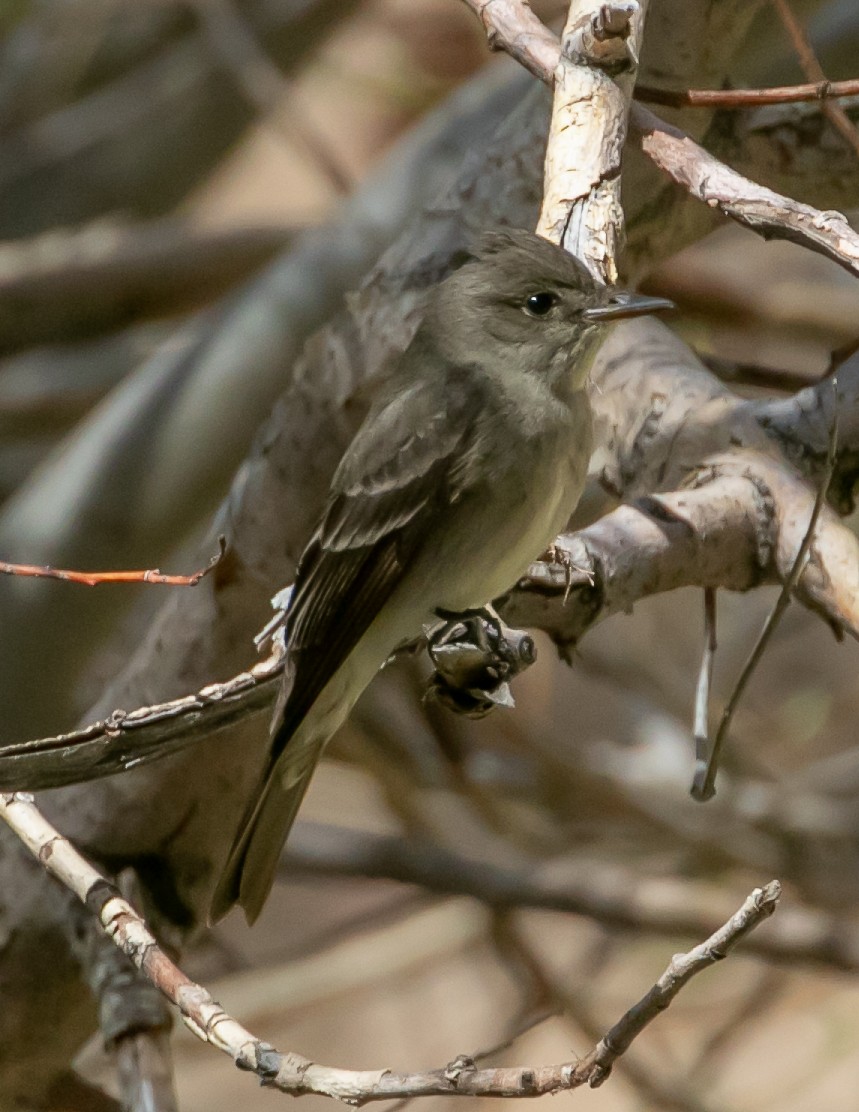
[464,0,859,280]
[79,904,178,1112]
[0,655,282,791]
[536,1,647,279]
[5,391,859,790]
[4,3,856,1101]
[0,792,780,1104]
[507,453,859,650]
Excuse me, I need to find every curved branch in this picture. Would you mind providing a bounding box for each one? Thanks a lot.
[505,453,859,651]
[0,790,779,1103]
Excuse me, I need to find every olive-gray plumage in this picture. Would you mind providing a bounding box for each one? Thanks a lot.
[211,228,669,924]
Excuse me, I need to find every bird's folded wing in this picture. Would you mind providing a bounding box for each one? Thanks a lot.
[272,367,487,757]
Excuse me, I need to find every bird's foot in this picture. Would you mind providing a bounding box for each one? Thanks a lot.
[426,607,536,719]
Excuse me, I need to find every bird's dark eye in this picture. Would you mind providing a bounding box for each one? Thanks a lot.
[523,291,558,317]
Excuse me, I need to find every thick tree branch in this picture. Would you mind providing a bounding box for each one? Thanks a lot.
[5,4,856,1101]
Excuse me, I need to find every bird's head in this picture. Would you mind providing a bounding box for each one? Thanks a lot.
[427,228,672,395]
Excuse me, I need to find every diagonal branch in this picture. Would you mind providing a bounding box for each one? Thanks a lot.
[630,103,859,281]
[0,654,282,791]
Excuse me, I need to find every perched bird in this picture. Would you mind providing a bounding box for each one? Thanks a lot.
[212,228,671,924]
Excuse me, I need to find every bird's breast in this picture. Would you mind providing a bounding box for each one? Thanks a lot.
[428,392,591,612]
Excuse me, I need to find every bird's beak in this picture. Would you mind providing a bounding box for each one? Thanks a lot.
[582,292,675,322]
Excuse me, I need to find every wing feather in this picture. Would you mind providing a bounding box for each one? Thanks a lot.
[272,362,486,762]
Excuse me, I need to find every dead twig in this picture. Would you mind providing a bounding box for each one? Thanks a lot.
[635,77,859,109]
[630,104,859,282]
[495,919,716,1112]
[0,791,780,1103]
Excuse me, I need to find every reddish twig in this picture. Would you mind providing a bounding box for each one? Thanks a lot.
[0,536,225,588]
[636,77,859,109]
[770,0,859,159]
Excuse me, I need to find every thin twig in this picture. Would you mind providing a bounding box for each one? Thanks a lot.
[0,791,781,1103]
[692,377,840,800]
[692,588,717,785]
[770,0,859,160]
[495,920,716,1112]
[0,537,225,588]
[581,881,780,1081]
[635,77,859,109]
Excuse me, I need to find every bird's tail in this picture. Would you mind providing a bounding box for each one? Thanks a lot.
[211,626,391,924]
[209,722,324,924]
[209,714,326,925]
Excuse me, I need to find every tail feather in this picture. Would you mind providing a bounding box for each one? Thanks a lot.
[211,634,380,925]
[209,746,320,924]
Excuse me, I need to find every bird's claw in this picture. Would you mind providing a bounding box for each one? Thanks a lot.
[426,608,536,719]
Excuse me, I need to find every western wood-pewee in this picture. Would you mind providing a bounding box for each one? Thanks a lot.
[212,229,671,924]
